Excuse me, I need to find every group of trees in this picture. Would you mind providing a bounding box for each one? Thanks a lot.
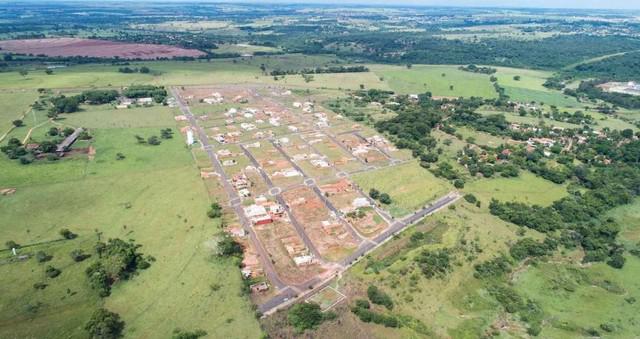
[350,286,399,328]
[85,238,153,297]
[269,65,368,76]
[118,66,151,74]
[287,302,336,333]
[122,85,167,103]
[369,188,392,205]
[458,64,496,74]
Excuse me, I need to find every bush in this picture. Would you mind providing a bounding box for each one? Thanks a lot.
[474,256,512,279]
[45,265,61,278]
[60,228,78,240]
[147,136,161,145]
[207,203,223,219]
[33,282,48,290]
[369,188,380,200]
[172,328,207,339]
[415,249,453,279]
[70,249,90,262]
[379,193,392,205]
[453,179,465,189]
[35,251,52,263]
[463,194,477,204]
[84,308,125,339]
[288,302,324,333]
[5,240,20,249]
[218,235,243,257]
[367,285,394,310]
[12,119,24,127]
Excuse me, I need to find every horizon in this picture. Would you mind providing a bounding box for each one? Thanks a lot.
[8,0,640,11]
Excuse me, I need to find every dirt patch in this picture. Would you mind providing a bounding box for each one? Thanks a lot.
[0,38,205,60]
[87,146,96,160]
[0,188,16,196]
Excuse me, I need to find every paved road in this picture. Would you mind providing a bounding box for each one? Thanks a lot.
[260,192,461,315]
[239,143,324,260]
[171,88,288,289]
[269,139,366,243]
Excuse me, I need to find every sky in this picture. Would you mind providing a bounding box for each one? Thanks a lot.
[209,0,640,10]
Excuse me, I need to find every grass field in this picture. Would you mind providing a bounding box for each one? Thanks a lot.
[0,90,38,139]
[371,64,497,98]
[351,161,452,217]
[0,97,262,338]
[513,258,640,338]
[335,202,539,338]
[464,171,568,207]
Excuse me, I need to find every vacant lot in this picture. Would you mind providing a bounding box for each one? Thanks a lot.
[0,38,205,59]
[371,64,497,98]
[351,161,452,217]
[464,171,568,207]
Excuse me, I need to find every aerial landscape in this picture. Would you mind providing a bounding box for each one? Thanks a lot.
[1,1,640,338]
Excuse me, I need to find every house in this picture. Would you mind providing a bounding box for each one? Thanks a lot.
[244,204,272,225]
[228,227,247,238]
[310,159,330,168]
[352,197,370,209]
[293,255,315,266]
[238,188,251,197]
[250,282,269,293]
[137,97,153,105]
[222,159,237,166]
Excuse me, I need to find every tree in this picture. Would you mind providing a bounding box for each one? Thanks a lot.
[369,188,380,200]
[12,119,23,127]
[147,136,161,145]
[288,302,324,333]
[48,127,59,136]
[45,265,61,278]
[60,228,77,240]
[514,75,521,81]
[35,251,52,263]
[453,179,465,188]
[45,69,53,75]
[139,66,150,74]
[207,203,223,218]
[367,285,394,309]
[84,308,125,339]
[19,69,28,77]
[160,128,173,139]
[5,240,20,250]
[217,235,242,257]
[70,249,90,262]
[379,193,392,205]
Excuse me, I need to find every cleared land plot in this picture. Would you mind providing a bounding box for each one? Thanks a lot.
[304,133,364,173]
[351,161,452,217]
[307,285,346,312]
[371,64,497,98]
[253,220,325,285]
[464,171,568,207]
[0,38,205,59]
[282,186,359,262]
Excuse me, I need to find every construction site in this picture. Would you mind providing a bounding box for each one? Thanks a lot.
[171,85,459,314]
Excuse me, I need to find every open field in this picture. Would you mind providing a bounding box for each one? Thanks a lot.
[351,161,452,217]
[0,38,206,59]
[464,171,568,207]
[0,90,38,137]
[371,64,498,98]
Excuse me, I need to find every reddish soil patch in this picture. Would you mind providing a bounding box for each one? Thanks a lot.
[0,38,205,60]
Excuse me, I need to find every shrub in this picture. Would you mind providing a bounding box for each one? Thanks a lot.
[12,119,24,127]
[379,193,392,205]
[288,302,324,333]
[45,265,61,278]
[207,203,223,219]
[33,282,48,290]
[474,256,512,279]
[172,328,207,339]
[369,188,380,200]
[35,251,52,263]
[463,194,477,204]
[367,285,394,310]
[60,228,78,240]
[5,240,20,249]
[415,249,453,279]
[147,136,161,145]
[70,249,90,262]
[84,308,125,339]
[218,235,243,257]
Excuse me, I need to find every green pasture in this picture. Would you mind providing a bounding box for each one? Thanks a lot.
[351,161,452,217]
[464,171,568,207]
[371,64,498,98]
